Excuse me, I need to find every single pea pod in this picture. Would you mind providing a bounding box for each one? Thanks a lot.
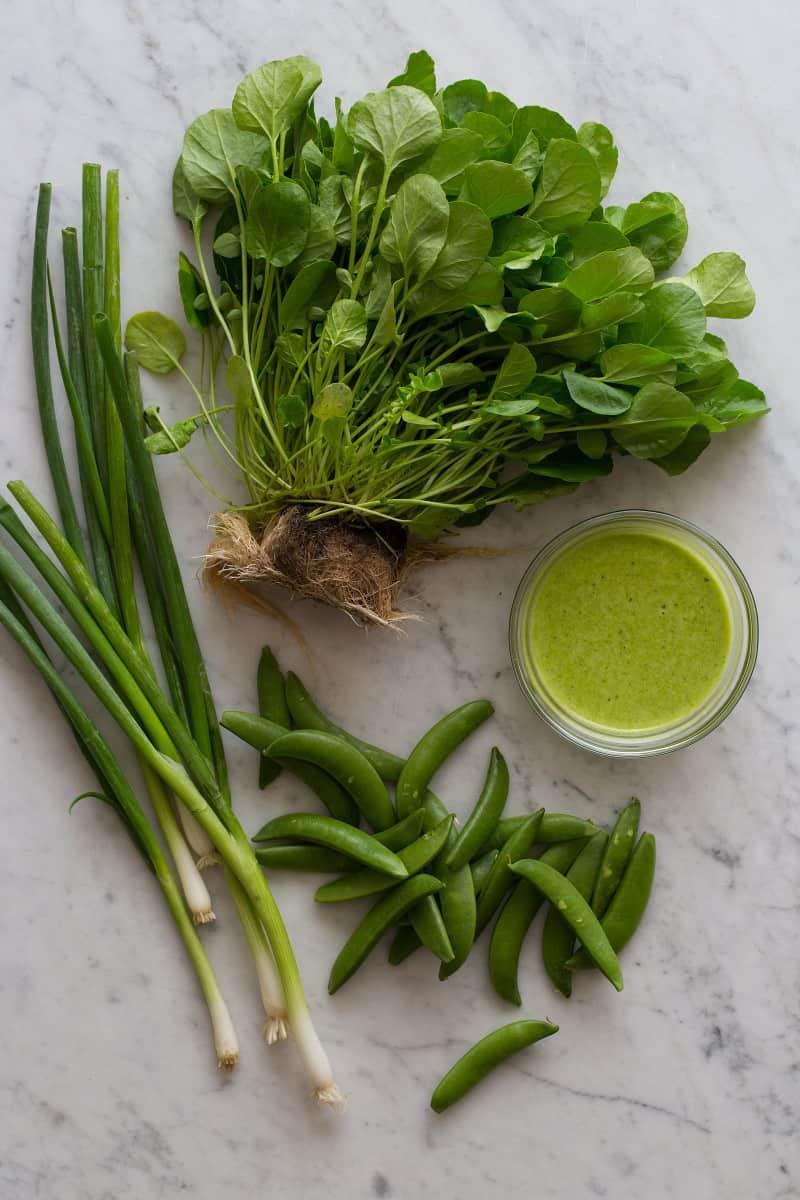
[284,671,406,782]
[474,810,544,938]
[328,874,443,993]
[252,813,408,877]
[254,844,358,873]
[372,807,426,852]
[430,1020,559,1114]
[388,925,423,965]
[478,812,596,854]
[315,815,454,903]
[434,802,477,980]
[221,710,360,825]
[488,838,589,1006]
[510,860,623,991]
[541,830,608,998]
[591,798,641,918]
[268,729,395,831]
[395,699,494,818]
[470,849,499,895]
[443,747,509,872]
[567,833,656,971]
[256,647,291,789]
[410,895,454,963]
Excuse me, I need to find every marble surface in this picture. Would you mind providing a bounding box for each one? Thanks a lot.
[1,2,798,1197]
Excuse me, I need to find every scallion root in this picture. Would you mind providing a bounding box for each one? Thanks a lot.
[313,1082,347,1111]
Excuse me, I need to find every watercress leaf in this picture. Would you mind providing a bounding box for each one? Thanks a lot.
[320,299,368,353]
[611,382,699,458]
[277,393,308,429]
[576,122,618,199]
[388,49,437,96]
[470,303,516,332]
[520,287,582,334]
[488,473,578,509]
[567,221,629,265]
[288,207,334,272]
[622,191,688,273]
[576,428,607,459]
[485,90,517,124]
[462,111,510,156]
[695,378,769,428]
[427,200,493,289]
[563,369,632,415]
[280,260,339,329]
[489,216,554,270]
[483,396,540,416]
[180,109,267,204]
[317,175,354,244]
[225,354,251,404]
[620,282,706,358]
[312,381,353,420]
[580,293,644,332]
[401,410,440,427]
[510,131,541,179]
[409,505,459,539]
[348,86,442,175]
[673,251,755,318]
[379,174,450,281]
[491,344,537,400]
[331,96,356,173]
[236,163,270,211]
[144,415,205,455]
[599,343,677,386]
[372,279,400,347]
[245,179,311,266]
[364,255,393,319]
[459,161,532,218]
[212,229,241,258]
[413,127,484,188]
[125,312,186,374]
[531,138,602,232]
[563,246,655,301]
[177,253,211,331]
[232,57,321,141]
[441,79,489,125]
[651,424,711,475]
[411,262,503,317]
[679,356,739,401]
[172,160,208,226]
[530,446,613,481]
[512,106,577,151]
[275,333,306,369]
[438,363,486,387]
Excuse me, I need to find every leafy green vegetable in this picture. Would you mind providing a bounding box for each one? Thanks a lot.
[135,49,765,599]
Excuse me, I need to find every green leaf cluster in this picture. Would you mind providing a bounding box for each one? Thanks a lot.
[131,50,765,536]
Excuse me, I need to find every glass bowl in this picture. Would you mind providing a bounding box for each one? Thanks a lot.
[508,509,758,758]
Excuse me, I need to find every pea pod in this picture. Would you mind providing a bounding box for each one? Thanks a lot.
[314,815,454,903]
[478,812,596,854]
[541,831,608,997]
[284,671,406,782]
[221,710,359,825]
[254,844,358,873]
[430,1020,559,1113]
[510,859,623,991]
[395,699,494,818]
[410,895,454,962]
[591,799,640,917]
[372,807,426,851]
[328,874,443,993]
[474,810,543,938]
[470,849,499,895]
[437,861,477,979]
[443,747,509,872]
[256,647,290,789]
[268,729,395,831]
[488,839,589,1006]
[567,833,656,970]
[388,925,423,965]
[252,813,408,877]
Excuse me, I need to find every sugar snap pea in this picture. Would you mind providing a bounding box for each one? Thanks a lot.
[328,874,443,993]
[470,849,499,895]
[478,812,596,854]
[395,699,494,818]
[488,839,589,1006]
[541,831,608,997]
[314,815,454,903]
[410,895,454,963]
[388,925,423,965]
[254,844,358,873]
[284,671,406,782]
[567,833,656,970]
[443,747,509,872]
[372,807,426,851]
[591,799,640,917]
[474,810,543,938]
[510,860,623,991]
[268,729,395,831]
[221,709,360,824]
[252,813,408,877]
[437,861,477,979]
[430,1020,559,1113]
[256,647,290,789]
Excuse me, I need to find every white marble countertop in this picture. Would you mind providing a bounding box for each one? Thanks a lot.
[1,2,798,1197]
